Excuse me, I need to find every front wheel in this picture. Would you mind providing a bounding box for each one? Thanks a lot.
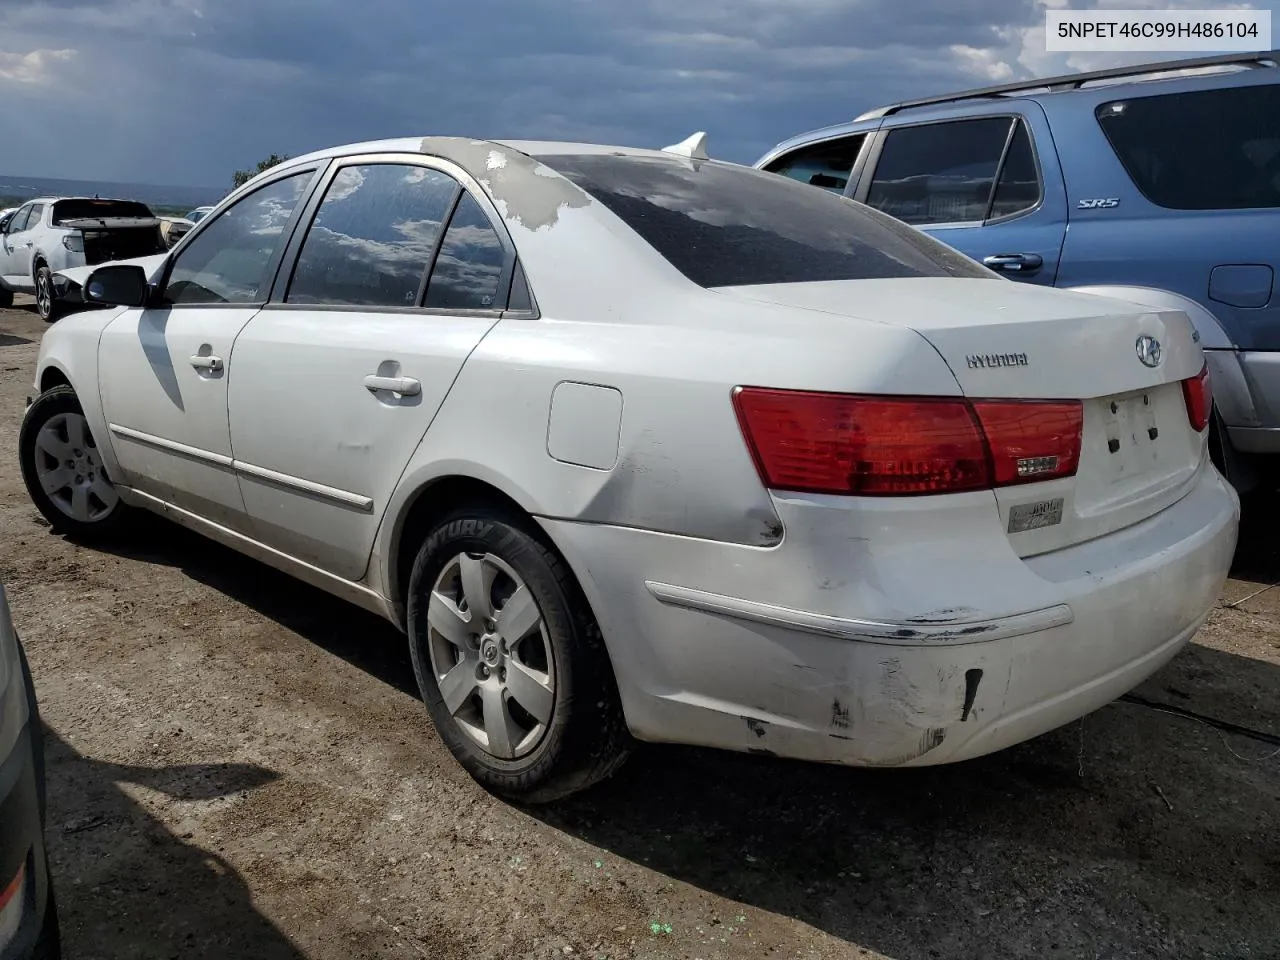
[0,285,13,308]
[19,385,127,537]
[34,266,63,323]
[406,508,631,803]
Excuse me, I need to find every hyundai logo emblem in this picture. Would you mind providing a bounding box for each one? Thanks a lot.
[1135,334,1162,368]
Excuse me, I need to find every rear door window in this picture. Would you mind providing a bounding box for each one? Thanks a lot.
[538,153,992,288]
[866,117,1016,225]
[1097,84,1280,210]
[286,163,460,307]
[763,134,867,193]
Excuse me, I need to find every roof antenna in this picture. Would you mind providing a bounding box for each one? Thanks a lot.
[661,131,709,160]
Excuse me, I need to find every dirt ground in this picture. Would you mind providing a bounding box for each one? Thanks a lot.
[1,298,1278,960]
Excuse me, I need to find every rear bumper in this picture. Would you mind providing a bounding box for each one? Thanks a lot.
[1231,350,1280,448]
[541,464,1239,767]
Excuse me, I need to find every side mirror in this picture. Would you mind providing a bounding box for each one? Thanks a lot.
[0,215,10,234]
[84,264,150,307]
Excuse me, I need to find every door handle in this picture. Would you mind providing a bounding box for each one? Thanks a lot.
[364,375,421,396]
[22,241,32,248]
[982,253,1044,272]
[189,355,224,372]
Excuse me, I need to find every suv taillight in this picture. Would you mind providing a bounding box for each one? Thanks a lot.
[1181,364,1212,433]
[732,387,1083,497]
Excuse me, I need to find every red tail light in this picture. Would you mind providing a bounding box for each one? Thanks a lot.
[1181,364,1212,433]
[732,387,1083,497]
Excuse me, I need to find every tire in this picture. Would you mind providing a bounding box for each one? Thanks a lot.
[0,285,13,308]
[34,265,62,323]
[406,507,631,803]
[19,385,127,538]
[1209,406,1261,497]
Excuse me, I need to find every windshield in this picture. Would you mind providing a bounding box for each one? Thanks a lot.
[536,153,994,288]
[52,198,154,224]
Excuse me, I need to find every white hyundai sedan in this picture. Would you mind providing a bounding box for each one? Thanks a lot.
[19,136,1238,801]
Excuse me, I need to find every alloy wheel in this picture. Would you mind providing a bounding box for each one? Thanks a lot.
[425,551,555,760]
[32,412,118,523]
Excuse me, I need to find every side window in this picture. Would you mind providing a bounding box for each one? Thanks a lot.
[866,117,1013,225]
[25,204,45,229]
[764,135,866,193]
[164,171,313,305]
[423,192,507,311]
[988,121,1041,220]
[1097,84,1280,210]
[7,205,32,234]
[287,164,460,307]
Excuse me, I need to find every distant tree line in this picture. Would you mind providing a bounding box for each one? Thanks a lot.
[232,154,290,189]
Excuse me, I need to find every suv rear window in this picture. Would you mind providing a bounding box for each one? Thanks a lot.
[1097,84,1280,210]
[52,198,155,224]
[537,153,993,287]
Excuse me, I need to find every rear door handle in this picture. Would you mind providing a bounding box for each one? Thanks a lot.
[983,253,1044,272]
[189,355,223,372]
[364,375,421,396]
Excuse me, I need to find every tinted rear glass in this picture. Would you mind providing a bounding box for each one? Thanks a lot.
[1097,84,1280,210]
[537,154,993,287]
[52,199,154,224]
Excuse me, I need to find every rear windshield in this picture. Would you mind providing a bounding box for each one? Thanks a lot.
[537,153,994,287]
[52,198,155,224]
[1097,83,1280,210]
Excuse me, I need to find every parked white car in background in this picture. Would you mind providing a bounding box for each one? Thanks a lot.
[20,136,1238,802]
[182,206,214,224]
[0,197,167,321]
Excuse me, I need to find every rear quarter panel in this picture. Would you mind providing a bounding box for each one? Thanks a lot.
[374,288,962,591]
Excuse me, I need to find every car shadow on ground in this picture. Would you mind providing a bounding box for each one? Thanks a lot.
[76,500,1280,958]
[40,727,304,959]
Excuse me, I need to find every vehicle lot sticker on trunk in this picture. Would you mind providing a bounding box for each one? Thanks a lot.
[1008,497,1065,533]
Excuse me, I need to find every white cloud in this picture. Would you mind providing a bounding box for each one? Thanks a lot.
[0,48,76,85]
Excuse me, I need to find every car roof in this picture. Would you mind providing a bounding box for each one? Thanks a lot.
[275,136,684,171]
[762,49,1279,159]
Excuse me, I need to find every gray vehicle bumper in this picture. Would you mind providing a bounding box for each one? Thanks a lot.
[1227,350,1280,453]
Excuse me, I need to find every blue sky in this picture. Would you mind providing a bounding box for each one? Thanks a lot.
[0,0,1274,188]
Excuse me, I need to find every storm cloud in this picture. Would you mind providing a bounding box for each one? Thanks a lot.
[0,0,1272,187]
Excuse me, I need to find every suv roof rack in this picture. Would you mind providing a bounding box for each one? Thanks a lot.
[855,49,1279,121]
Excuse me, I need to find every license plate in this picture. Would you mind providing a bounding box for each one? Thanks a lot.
[1101,391,1160,481]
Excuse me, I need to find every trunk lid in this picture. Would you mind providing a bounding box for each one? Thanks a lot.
[715,277,1208,556]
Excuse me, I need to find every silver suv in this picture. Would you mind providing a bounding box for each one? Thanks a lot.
[0,197,166,322]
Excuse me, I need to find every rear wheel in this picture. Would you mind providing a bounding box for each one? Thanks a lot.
[19,386,127,537]
[1209,406,1261,496]
[406,507,631,803]
[0,286,12,308]
[34,266,62,323]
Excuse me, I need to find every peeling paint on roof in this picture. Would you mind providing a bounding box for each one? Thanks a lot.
[418,136,590,233]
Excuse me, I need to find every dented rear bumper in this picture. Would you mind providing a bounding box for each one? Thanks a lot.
[539,462,1238,768]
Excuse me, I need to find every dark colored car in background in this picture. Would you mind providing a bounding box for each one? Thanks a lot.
[0,584,60,959]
